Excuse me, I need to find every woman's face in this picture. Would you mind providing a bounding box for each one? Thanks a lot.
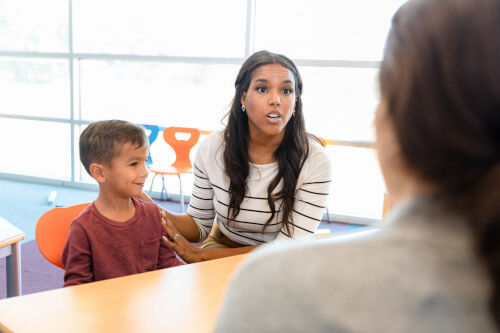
[241,64,297,142]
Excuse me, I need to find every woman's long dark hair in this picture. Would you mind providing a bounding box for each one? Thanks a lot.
[222,50,311,236]
[380,0,500,326]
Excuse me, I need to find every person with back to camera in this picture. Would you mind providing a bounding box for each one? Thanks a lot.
[145,50,332,263]
[214,0,500,331]
[62,120,184,287]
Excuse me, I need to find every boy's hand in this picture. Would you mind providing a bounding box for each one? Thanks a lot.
[161,215,202,264]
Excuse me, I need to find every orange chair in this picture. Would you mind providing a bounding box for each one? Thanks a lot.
[35,203,90,269]
[148,127,201,213]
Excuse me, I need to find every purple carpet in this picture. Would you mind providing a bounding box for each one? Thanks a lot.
[0,240,64,299]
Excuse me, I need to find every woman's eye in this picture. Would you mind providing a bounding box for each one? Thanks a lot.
[256,87,267,93]
[283,88,293,95]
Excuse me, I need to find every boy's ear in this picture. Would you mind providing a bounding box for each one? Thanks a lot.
[90,163,107,183]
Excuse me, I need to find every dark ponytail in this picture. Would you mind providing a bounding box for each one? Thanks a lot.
[381,0,500,326]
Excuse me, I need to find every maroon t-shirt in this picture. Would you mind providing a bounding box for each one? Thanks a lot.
[62,198,184,287]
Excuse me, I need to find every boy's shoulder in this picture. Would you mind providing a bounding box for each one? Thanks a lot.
[132,197,162,220]
[70,202,96,227]
[134,197,160,211]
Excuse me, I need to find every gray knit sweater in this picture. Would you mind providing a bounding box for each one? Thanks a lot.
[215,196,497,332]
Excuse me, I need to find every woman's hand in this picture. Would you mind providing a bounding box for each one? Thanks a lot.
[161,214,203,264]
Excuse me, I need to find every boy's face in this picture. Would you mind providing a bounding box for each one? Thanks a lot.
[103,142,149,199]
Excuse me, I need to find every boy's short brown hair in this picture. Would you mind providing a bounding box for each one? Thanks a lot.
[79,120,148,176]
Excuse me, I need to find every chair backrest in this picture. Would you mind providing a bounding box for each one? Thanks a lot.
[163,127,201,170]
[35,203,90,269]
[142,124,160,167]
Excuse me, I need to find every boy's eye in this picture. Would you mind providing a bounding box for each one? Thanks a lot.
[130,162,138,166]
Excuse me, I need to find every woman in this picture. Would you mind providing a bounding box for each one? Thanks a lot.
[214,0,500,332]
[158,50,332,263]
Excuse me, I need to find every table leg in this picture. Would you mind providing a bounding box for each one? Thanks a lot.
[6,242,22,297]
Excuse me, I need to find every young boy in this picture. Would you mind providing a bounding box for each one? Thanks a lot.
[62,120,184,287]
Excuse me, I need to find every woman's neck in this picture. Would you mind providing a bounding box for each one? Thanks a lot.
[248,131,284,165]
[248,140,282,165]
[248,149,275,165]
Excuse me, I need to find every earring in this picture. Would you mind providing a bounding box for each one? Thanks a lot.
[293,110,295,117]
[241,105,246,112]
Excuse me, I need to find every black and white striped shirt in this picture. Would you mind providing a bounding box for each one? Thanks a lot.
[187,132,332,246]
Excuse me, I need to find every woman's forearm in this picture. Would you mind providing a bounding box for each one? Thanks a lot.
[140,191,202,243]
[162,210,201,243]
[197,245,260,262]
[161,209,261,261]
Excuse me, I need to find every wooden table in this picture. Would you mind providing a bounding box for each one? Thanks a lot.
[0,217,25,297]
[0,253,247,333]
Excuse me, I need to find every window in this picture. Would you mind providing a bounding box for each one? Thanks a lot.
[254,0,402,61]
[0,118,71,179]
[77,60,239,128]
[300,66,379,141]
[0,0,69,52]
[0,0,407,222]
[0,58,70,118]
[73,0,247,57]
